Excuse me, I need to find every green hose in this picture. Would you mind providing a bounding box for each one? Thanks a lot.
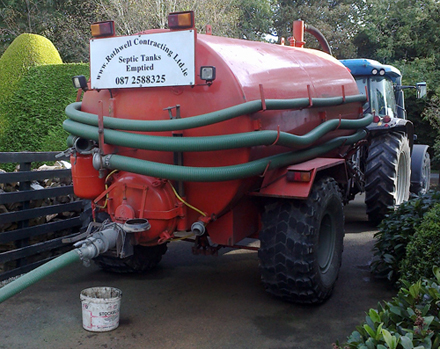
[64,114,373,152]
[66,134,76,148]
[65,93,366,132]
[65,94,368,182]
[0,250,80,303]
[99,130,366,182]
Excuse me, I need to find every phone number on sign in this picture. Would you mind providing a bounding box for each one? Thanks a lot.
[115,75,166,85]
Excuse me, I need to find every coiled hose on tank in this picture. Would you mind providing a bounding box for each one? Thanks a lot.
[65,95,366,132]
[94,130,367,182]
[64,112,372,152]
[64,94,370,182]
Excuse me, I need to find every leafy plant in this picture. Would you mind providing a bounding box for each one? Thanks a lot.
[370,190,440,284]
[400,204,440,284]
[334,268,440,348]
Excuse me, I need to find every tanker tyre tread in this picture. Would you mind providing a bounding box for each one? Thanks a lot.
[258,177,344,304]
[364,132,411,225]
[94,244,168,273]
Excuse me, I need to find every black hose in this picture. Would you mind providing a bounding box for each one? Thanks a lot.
[305,24,332,55]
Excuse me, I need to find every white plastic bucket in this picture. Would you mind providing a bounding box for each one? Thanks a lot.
[80,287,122,332]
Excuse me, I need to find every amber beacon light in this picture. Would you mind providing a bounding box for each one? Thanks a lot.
[91,21,115,38]
[168,11,195,30]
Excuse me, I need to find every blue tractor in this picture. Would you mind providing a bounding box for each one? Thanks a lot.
[340,59,430,224]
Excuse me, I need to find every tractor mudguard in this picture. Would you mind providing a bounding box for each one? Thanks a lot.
[367,118,415,150]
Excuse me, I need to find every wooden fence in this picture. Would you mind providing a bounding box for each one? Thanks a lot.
[0,152,85,281]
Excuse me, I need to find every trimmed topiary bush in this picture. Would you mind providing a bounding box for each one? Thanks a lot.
[0,33,62,104]
[334,268,440,348]
[400,204,440,284]
[0,63,89,156]
[370,191,440,284]
[0,33,64,145]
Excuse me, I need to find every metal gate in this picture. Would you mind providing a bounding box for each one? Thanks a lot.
[0,152,85,281]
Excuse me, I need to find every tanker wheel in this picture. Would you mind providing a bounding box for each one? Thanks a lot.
[81,203,167,273]
[94,244,168,273]
[364,132,411,225]
[258,177,344,304]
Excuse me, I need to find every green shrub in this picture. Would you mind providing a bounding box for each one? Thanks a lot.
[334,268,440,348]
[370,191,440,284]
[0,63,89,158]
[0,33,88,160]
[0,33,62,104]
[400,204,440,284]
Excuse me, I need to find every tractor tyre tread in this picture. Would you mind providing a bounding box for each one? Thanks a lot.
[364,132,410,225]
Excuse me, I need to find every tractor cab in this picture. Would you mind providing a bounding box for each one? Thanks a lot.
[355,74,398,119]
[340,59,426,123]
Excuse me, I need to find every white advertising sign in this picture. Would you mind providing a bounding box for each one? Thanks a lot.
[90,30,195,89]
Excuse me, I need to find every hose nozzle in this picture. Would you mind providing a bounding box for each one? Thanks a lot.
[74,226,120,266]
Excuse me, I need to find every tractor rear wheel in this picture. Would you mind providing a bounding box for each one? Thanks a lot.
[410,144,431,195]
[258,177,344,304]
[365,132,411,225]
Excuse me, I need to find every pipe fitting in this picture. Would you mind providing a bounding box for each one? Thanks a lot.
[92,151,102,171]
[124,218,151,233]
[74,137,95,153]
[191,221,206,236]
[74,226,120,266]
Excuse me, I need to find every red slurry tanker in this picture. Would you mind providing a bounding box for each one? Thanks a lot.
[62,12,378,304]
[0,12,429,306]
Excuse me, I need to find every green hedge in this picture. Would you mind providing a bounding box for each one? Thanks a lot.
[400,203,440,284]
[336,193,440,348]
[370,191,440,284]
[0,63,89,155]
